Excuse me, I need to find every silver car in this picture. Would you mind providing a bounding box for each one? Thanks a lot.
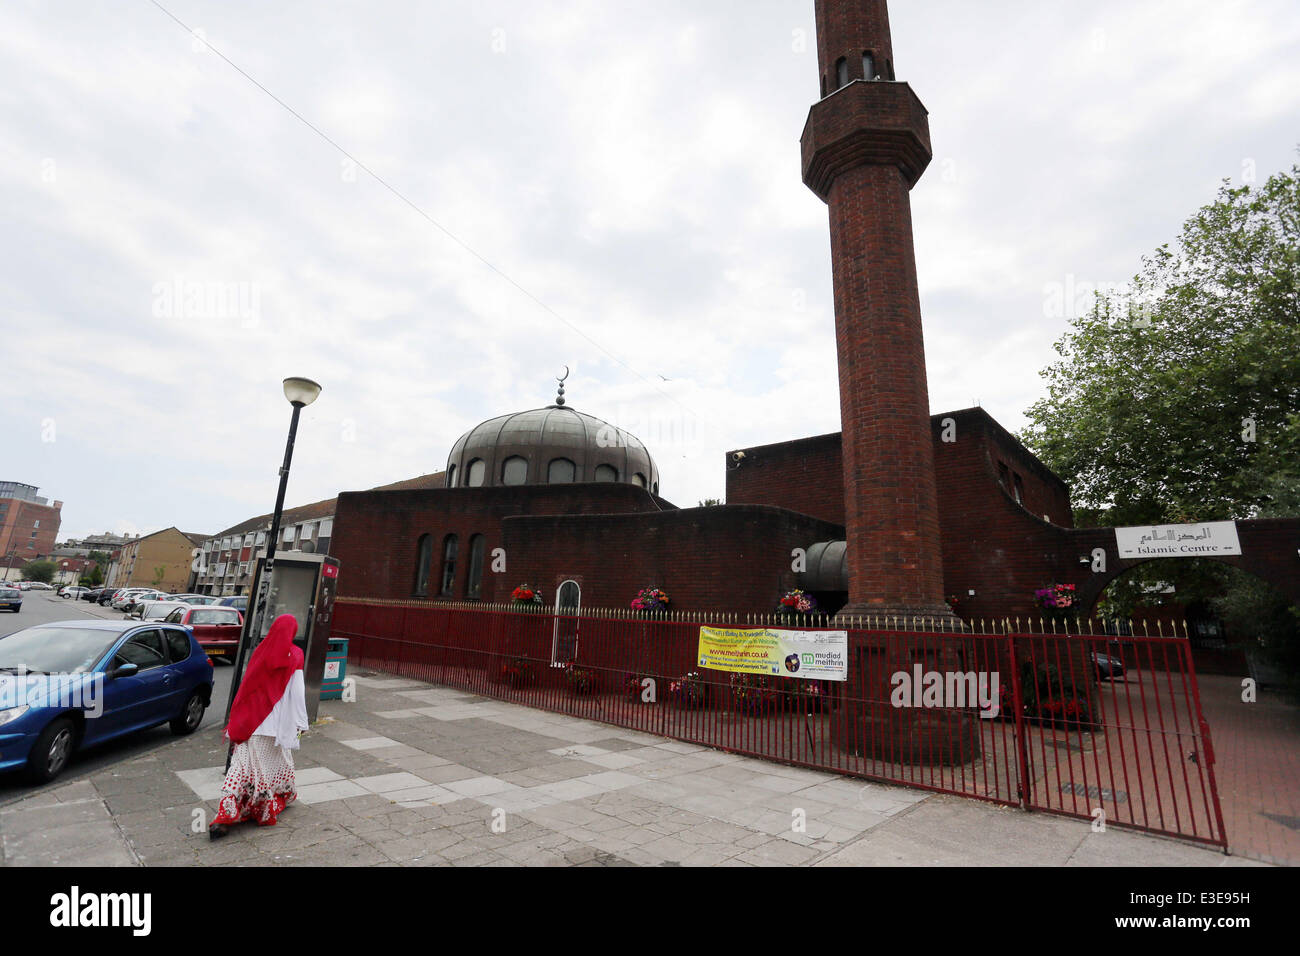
[133,600,190,622]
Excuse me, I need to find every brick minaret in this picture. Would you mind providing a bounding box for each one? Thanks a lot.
[801,0,951,622]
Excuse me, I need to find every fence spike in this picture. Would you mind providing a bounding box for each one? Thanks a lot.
[1156,619,1164,638]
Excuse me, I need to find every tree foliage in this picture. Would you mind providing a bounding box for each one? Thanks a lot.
[1021,162,1300,526]
[21,560,56,584]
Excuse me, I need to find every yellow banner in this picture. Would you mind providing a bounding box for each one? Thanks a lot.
[696,626,847,681]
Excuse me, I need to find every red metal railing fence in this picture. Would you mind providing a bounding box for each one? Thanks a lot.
[331,599,1226,848]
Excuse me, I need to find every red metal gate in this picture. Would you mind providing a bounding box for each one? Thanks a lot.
[1009,632,1226,847]
[332,600,1227,849]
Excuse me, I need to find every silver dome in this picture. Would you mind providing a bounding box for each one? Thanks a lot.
[445,405,660,493]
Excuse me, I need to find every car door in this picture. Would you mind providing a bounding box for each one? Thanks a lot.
[161,625,205,708]
[102,628,176,734]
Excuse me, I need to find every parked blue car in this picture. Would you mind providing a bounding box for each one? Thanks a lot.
[0,620,215,783]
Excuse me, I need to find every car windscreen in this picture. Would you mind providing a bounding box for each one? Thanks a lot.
[0,588,19,597]
[191,609,239,625]
[0,627,120,674]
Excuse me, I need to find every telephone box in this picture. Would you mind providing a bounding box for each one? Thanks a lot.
[234,551,341,724]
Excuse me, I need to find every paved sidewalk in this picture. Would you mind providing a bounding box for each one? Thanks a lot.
[0,670,1268,867]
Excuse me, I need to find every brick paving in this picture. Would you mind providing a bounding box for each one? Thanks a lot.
[1196,673,1300,865]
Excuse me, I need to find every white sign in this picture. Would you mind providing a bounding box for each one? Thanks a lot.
[1115,521,1242,559]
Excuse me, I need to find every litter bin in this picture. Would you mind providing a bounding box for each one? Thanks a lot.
[320,638,348,700]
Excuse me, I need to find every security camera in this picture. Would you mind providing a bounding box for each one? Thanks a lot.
[732,451,746,462]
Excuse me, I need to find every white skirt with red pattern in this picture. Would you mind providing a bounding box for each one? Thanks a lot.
[212,733,297,827]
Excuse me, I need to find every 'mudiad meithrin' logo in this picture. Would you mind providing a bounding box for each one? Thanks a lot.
[49,886,151,936]
[890,665,1000,719]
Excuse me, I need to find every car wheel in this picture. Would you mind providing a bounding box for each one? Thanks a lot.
[170,689,207,735]
[28,718,76,784]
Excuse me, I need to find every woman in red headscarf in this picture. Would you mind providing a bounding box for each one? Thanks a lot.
[209,614,309,839]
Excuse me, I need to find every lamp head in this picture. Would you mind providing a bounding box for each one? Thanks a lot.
[282,377,322,407]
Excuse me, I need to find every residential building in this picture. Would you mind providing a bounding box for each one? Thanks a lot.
[104,528,210,592]
[0,481,62,568]
[192,473,445,596]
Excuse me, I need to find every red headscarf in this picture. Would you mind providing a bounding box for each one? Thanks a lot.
[226,613,304,744]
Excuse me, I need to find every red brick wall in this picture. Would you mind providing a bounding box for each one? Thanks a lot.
[724,433,845,525]
[813,0,893,90]
[0,500,61,560]
[726,408,1073,557]
[331,484,673,603]
[500,505,846,615]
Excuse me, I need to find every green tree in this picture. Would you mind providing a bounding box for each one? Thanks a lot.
[21,560,56,584]
[1021,161,1300,526]
[1214,567,1300,690]
[83,564,104,588]
[697,498,723,507]
[1022,160,1300,668]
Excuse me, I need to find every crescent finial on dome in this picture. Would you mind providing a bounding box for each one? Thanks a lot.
[555,365,569,406]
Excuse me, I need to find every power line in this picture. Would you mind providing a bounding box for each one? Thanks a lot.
[145,0,702,422]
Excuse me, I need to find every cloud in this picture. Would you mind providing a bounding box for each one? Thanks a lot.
[2,0,1297,542]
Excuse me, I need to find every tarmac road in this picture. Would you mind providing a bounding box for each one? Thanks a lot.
[0,591,235,806]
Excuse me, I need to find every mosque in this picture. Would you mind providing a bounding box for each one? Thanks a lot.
[329,0,1297,628]
[330,380,1081,622]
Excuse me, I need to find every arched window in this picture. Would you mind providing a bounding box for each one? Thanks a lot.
[594,464,618,482]
[466,534,485,599]
[631,472,647,489]
[863,51,876,80]
[551,580,581,665]
[548,458,576,484]
[501,456,528,486]
[447,464,457,488]
[466,459,485,487]
[835,57,849,89]
[414,535,432,597]
[439,534,458,596]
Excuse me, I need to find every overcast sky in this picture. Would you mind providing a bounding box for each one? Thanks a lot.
[3,0,1298,543]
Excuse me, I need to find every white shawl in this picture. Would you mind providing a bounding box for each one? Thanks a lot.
[252,670,309,750]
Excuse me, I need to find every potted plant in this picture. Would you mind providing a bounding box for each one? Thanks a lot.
[729,672,773,714]
[782,677,828,713]
[776,588,818,621]
[630,587,670,614]
[1033,583,1078,621]
[669,671,707,709]
[625,673,647,701]
[499,655,534,688]
[563,662,598,695]
[511,583,544,608]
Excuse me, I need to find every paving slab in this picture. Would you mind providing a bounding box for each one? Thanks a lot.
[0,666,1264,868]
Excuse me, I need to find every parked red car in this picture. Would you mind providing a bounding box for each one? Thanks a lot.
[162,605,244,658]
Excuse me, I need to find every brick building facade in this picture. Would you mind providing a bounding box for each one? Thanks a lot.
[0,481,62,567]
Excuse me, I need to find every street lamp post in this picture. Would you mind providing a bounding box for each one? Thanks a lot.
[223,377,322,761]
